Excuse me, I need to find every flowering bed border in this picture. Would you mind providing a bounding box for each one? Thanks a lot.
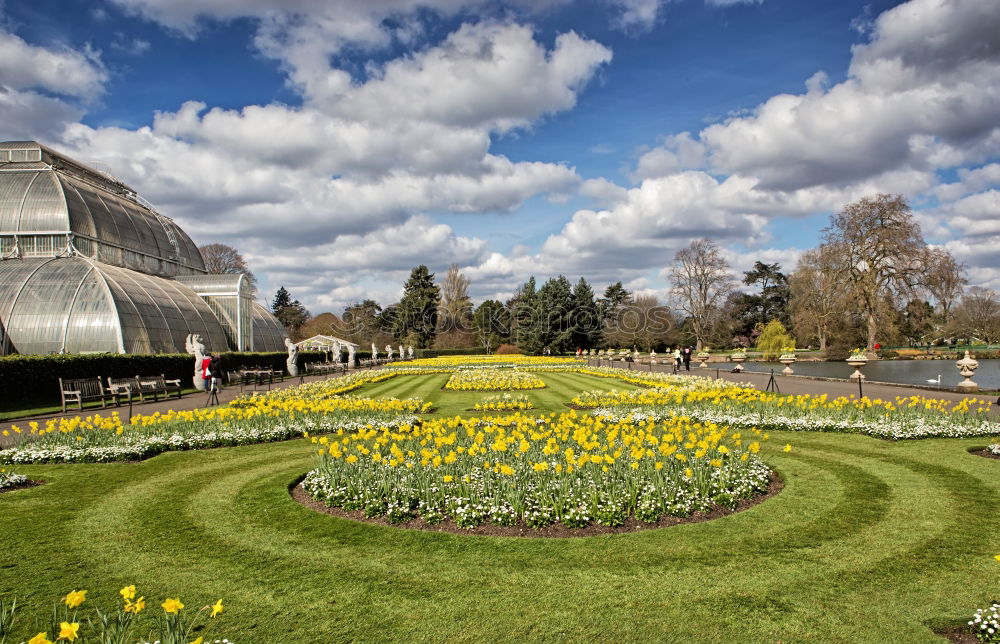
[0,478,42,494]
[972,446,1000,460]
[290,471,783,538]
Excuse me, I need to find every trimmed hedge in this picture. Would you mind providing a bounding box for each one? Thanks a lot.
[414,347,487,358]
[0,351,339,404]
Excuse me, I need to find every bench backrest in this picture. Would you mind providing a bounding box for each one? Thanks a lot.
[61,377,105,396]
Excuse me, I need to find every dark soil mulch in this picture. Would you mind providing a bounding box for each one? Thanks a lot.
[936,627,980,643]
[972,448,1000,460]
[290,471,783,538]
[0,480,44,494]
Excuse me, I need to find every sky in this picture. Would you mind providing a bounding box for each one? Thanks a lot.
[1,0,998,314]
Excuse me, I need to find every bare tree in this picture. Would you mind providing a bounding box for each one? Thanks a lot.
[199,243,258,291]
[788,247,845,351]
[437,264,473,333]
[924,248,967,323]
[948,286,1000,343]
[603,294,678,351]
[667,238,734,350]
[821,194,928,349]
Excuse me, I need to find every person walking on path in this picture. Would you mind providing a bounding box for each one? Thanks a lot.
[682,346,691,371]
[673,346,682,372]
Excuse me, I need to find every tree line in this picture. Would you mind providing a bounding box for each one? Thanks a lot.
[203,193,999,355]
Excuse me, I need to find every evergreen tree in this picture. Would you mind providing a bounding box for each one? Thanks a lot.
[393,265,440,348]
[741,261,790,329]
[272,286,292,312]
[508,277,538,350]
[533,275,574,354]
[598,281,631,321]
[342,299,383,342]
[271,286,310,339]
[571,277,601,349]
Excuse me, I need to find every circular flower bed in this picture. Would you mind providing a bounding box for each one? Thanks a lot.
[302,411,774,530]
[0,467,28,491]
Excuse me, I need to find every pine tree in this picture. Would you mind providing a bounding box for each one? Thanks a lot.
[508,277,537,350]
[534,275,574,354]
[599,281,631,321]
[271,286,310,339]
[571,277,601,349]
[393,265,440,348]
[271,286,292,313]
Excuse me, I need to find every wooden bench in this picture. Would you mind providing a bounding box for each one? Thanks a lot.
[106,376,138,405]
[134,374,183,402]
[59,377,110,412]
[227,370,251,392]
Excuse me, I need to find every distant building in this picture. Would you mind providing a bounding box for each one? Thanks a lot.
[0,141,286,355]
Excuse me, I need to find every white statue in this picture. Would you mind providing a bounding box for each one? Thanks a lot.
[347,344,356,369]
[284,338,299,377]
[185,333,208,391]
[408,345,414,359]
[398,345,404,360]
[371,343,378,361]
[332,341,343,364]
[385,344,394,360]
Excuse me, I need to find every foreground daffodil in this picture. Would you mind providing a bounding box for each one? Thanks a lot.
[211,598,224,617]
[57,621,79,642]
[28,633,53,644]
[125,596,145,613]
[120,584,136,601]
[161,597,184,614]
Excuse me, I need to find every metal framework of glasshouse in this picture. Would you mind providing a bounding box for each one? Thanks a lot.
[0,141,287,355]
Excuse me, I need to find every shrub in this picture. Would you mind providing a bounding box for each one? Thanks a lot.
[755,320,794,361]
[495,344,522,355]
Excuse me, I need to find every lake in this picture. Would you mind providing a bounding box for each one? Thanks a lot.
[738,358,1000,391]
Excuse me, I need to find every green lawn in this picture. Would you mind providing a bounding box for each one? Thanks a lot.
[1,371,998,642]
[356,370,641,417]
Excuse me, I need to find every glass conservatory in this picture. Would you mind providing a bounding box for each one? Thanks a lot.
[0,141,287,355]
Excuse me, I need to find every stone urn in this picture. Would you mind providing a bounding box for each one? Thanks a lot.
[955,350,979,392]
[731,350,747,373]
[779,353,796,375]
[847,354,867,380]
[696,350,710,369]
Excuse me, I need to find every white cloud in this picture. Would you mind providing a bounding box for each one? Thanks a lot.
[633,132,707,180]
[649,0,1000,192]
[580,177,629,207]
[0,31,107,99]
[330,24,612,131]
[934,164,1000,202]
[42,19,605,311]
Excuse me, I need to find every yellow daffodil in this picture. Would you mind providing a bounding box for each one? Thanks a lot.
[161,597,184,614]
[57,622,79,642]
[120,584,136,601]
[783,444,792,452]
[63,590,86,608]
[28,633,53,644]
[125,597,145,614]
[211,598,224,617]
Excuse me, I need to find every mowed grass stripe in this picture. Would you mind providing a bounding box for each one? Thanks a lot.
[2,371,998,642]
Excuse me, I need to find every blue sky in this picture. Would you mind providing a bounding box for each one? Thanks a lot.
[1,0,998,313]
